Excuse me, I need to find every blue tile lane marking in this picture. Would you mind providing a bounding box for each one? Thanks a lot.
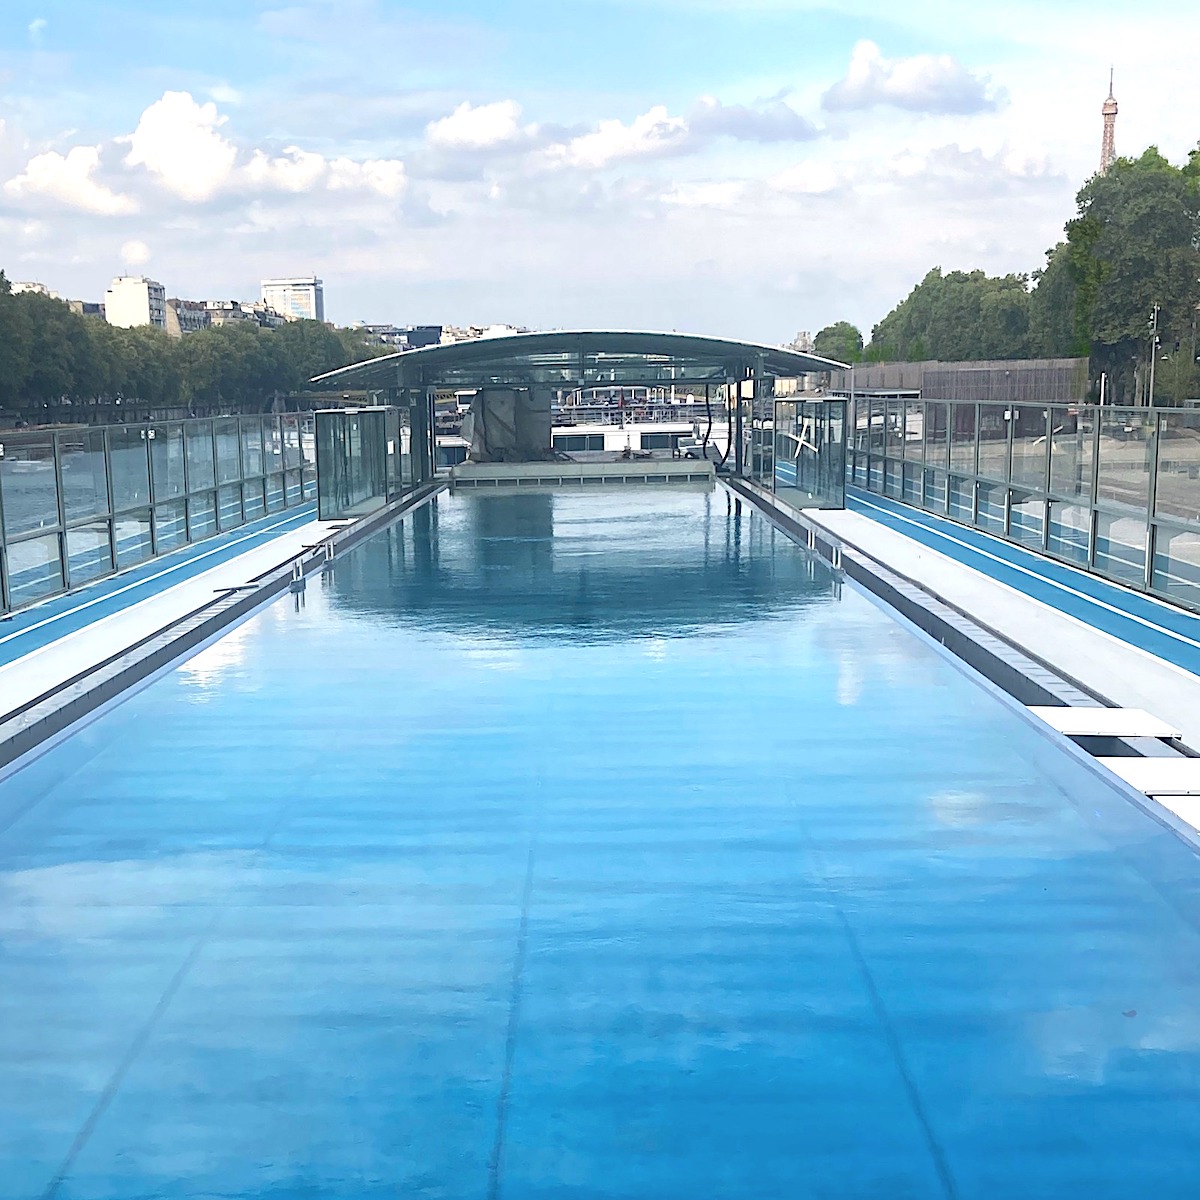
[4,489,1200,1195]
[845,488,1200,676]
[0,504,316,668]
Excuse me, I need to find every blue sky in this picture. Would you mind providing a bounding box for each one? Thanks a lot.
[3,0,1199,339]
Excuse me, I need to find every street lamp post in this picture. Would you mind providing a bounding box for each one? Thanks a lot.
[1147,304,1161,406]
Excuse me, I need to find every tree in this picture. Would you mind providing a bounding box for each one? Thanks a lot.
[867,268,1033,362]
[0,271,32,410]
[1027,244,1082,358]
[813,322,863,364]
[1065,146,1200,402]
[275,319,350,384]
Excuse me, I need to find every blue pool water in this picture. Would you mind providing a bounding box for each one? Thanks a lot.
[4,485,1200,1199]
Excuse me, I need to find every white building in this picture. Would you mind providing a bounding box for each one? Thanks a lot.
[261,276,324,322]
[105,276,167,329]
[11,281,59,299]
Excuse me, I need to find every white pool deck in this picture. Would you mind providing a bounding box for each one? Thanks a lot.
[0,516,341,724]
[805,509,1200,745]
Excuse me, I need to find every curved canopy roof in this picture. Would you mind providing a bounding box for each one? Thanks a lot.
[310,330,846,392]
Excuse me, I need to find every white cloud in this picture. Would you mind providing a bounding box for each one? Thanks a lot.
[244,146,328,193]
[327,157,407,198]
[28,17,47,43]
[662,180,747,209]
[426,100,531,151]
[548,105,691,170]
[689,96,817,143]
[121,239,150,267]
[770,161,841,195]
[4,145,137,215]
[122,91,237,201]
[824,40,999,115]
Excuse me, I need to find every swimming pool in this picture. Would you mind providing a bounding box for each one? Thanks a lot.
[3,485,1200,1198]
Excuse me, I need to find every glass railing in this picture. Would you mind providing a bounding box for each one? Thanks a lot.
[845,396,1200,611]
[741,398,848,510]
[315,401,436,521]
[0,414,317,614]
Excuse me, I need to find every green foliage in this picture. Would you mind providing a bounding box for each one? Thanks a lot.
[1064,145,1200,401]
[853,142,1200,391]
[812,322,863,364]
[869,268,1034,362]
[1027,244,1084,358]
[0,285,388,413]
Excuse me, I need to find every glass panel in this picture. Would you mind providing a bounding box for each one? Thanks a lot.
[868,458,882,491]
[885,399,903,458]
[188,491,217,540]
[1152,525,1200,608]
[1096,410,1154,516]
[66,521,113,585]
[1155,412,1200,523]
[301,416,316,466]
[1094,510,1145,585]
[773,401,844,509]
[6,532,63,606]
[153,500,188,551]
[399,413,413,491]
[214,418,241,485]
[901,462,920,503]
[264,418,284,473]
[949,405,977,473]
[302,468,317,500]
[924,403,949,469]
[867,398,886,455]
[240,418,265,479]
[59,429,110,522]
[923,468,947,513]
[114,510,153,568]
[949,475,974,521]
[1009,407,1048,489]
[285,469,303,504]
[852,455,867,487]
[1008,489,1044,549]
[0,433,58,537]
[1047,500,1090,565]
[185,421,216,492]
[977,404,1009,482]
[108,426,151,511]
[218,484,243,530]
[267,473,286,512]
[884,458,902,499]
[773,402,800,503]
[243,479,266,519]
[150,424,186,501]
[903,400,924,461]
[975,480,1006,532]
[1049,407,1093,500]
[281,415,303,468]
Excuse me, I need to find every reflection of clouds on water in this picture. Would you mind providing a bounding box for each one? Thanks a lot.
[0,851,261,939]
[929,789,990,828]
[835,652,863,706]
[1031,1005,1200,1087]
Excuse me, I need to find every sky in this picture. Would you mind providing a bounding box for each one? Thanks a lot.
[2,0,1199,342]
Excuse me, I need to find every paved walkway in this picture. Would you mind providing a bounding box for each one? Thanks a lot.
[845,489,1200,675]
[0,505,340,722]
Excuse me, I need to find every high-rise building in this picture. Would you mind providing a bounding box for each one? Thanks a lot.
[1100,70,1118,176]
[261,276,324,322]
[105,275,167,329]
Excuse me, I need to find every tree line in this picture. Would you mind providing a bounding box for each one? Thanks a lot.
[0,273,391,416]
[814,144,1200,404]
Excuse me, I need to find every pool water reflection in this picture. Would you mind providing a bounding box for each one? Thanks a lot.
[2,485,1200,1199]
